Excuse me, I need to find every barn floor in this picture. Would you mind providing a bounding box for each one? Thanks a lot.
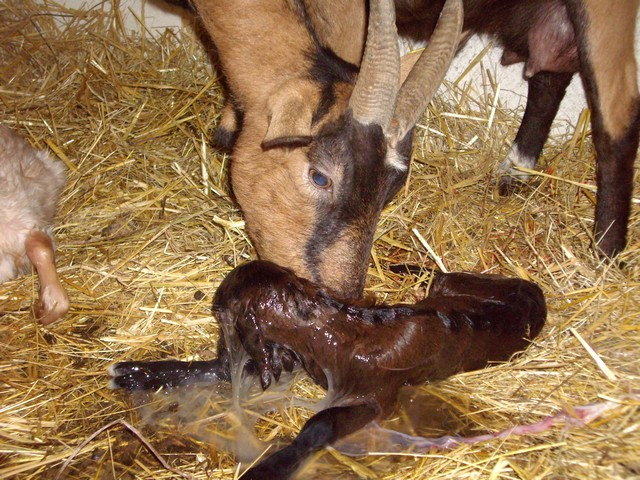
[1,1,639,479]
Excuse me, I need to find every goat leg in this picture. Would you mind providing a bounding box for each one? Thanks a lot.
[242,402,379,480]
[25,229,69,325]
[233,310,276,390]
[108,309,299,392]
[498,71,572,193]
[564,0,640,257]
[108,356,231,391]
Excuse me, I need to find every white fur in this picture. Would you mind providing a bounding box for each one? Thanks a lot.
[497,144,537,179]
[0,125,66,282]
[385,148,408,172]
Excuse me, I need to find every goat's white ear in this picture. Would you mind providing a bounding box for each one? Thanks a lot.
[262,81,319,149]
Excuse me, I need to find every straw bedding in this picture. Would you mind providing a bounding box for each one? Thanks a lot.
[0,1,638,478]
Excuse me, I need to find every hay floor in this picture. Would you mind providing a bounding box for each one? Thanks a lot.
[1,1,638,479]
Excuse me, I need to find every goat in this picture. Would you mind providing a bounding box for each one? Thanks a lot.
[186,0,463,300]
[173,0,638,303]
[109,259,546,478]
[0,125,69,325]
[393,0,640,259]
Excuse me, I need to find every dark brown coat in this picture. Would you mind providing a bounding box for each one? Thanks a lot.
[212,260,546,478]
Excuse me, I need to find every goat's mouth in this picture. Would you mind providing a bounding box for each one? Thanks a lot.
[304,235,372,302]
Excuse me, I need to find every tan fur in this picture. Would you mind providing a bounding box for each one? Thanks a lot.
[212,0,366,146]
[231,117,316,281]
[218,100,238,134]
[193,0,371,296]
[314,225,372,297]
[194,0,316,114]
[582,0,640,140]
[262,80,321,146]
[303,0,367,65]
[231,101,366,296]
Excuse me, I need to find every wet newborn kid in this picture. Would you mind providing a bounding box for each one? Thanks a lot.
[111,260,546,479]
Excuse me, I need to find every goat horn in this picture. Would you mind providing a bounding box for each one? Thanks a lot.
[387,0,463,145]
[349,0,400,128]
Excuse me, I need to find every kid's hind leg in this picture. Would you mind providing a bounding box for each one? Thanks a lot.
[25,230,69,325]
[242,403,378,480]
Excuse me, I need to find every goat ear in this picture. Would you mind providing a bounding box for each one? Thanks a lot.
[261,81,318,150]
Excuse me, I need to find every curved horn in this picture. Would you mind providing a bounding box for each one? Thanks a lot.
[388,0,463,144]
[349,0,400,128]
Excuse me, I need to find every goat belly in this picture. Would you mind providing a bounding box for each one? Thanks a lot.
[524,1,578,78]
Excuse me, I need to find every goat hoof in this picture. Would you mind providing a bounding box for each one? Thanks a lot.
[497,174,529,196]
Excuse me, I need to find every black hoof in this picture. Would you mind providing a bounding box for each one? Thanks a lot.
[498,174,529,196]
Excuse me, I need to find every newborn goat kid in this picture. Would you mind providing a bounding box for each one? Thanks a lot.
[111,260,546,478]
[215,261,546,478]
[0,125,69,325]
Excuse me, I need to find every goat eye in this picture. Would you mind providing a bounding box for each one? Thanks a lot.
[309,169,332,189]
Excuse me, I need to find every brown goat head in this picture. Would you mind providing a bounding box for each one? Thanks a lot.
[231,112,412,299]
[192,0,463,299]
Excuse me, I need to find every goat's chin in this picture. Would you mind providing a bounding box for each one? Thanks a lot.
[316,270,365,302]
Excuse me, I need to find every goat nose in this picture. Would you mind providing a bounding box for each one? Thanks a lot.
[321,264,367,301]
[305,222,373,300]
[333,284,365,303]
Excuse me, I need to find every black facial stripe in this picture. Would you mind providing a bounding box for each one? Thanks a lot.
[289,0,359,128]
[304,201,350,284]
[303,116,410,279]
[313,82,337,127]
[308,46,358,126]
